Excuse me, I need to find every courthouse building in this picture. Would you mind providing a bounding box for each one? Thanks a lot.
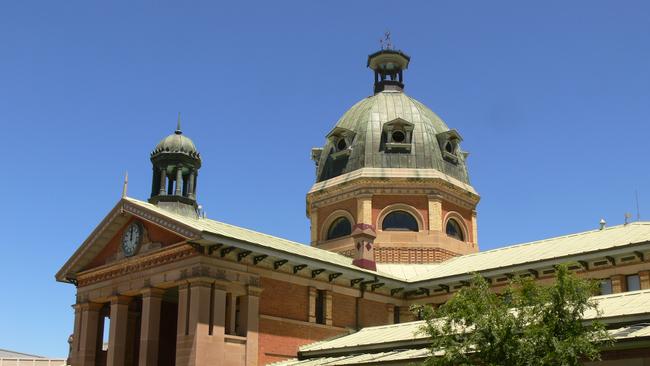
[57,47,650,365]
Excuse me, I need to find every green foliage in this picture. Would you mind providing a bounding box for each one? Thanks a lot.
[414,264,612,366]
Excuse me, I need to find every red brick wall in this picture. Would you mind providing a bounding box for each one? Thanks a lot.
[259,317,347,365]
[358,298,387,327]
[375,247,459,264]
[260,278,309,322]
[372,195,429,229]
[331,293,356,328]
[85,218,184,270]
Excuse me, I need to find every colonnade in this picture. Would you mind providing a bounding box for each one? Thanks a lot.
[69,279,261,366]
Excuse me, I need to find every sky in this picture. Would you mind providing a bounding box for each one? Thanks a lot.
[1,0,649,358]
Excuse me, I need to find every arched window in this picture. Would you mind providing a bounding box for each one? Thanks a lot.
[382,211,418,232]
[446,219,464,241]
[327,217,352,240]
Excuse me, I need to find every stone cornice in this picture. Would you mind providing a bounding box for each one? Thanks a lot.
[122,201,201,239]
[76,243,198,287]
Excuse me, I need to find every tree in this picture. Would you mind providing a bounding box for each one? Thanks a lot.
[415,264,612,366]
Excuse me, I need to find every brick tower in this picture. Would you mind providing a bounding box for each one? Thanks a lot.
[307,47,480,265]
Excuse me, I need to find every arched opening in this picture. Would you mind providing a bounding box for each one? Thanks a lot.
[327,217,352,240]
[446,218,465,241]
[382,211,419,232]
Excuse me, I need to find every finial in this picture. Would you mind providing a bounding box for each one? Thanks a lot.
[122,171,128,198]
[599,218,606,230]
[380,31,393,50]
[175,112,182,135]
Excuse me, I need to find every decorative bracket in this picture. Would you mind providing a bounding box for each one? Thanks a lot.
[293,264,307,274]
[253,255,268,265]
[311,269,325,278]
[273,259,288,270]
[237,251,251,262]
[328,273,342,282]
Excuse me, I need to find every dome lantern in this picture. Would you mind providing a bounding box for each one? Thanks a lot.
[367,48,410,94]
[148,113,202,217]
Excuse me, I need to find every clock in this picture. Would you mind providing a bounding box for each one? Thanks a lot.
[121,221,143,257]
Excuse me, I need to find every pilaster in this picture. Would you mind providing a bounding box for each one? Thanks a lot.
[308,287,317,323]
[428,195,442,232]
[242,285,262,366]
[386,303,395,324]
[356,195,372,224]
[639,271,650,290]
[611,274,625,293]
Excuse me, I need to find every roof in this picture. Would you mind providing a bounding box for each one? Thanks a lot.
[314,90,471,184]
[270,348,429,366]
[407,222,650,282]
[299,290,650,355]
[0,349,47,358]
[59,196,650,287]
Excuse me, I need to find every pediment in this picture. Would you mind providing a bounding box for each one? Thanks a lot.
[56,198,202,283]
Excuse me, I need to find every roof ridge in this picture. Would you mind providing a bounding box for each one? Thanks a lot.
[444,222,645,261]
[125,197,354,262]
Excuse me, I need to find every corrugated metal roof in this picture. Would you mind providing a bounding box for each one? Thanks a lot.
[124,197,650,285]
[124,198,402,281]
[300,290,650,354]
[300,321,426,353]
[270,348,430,365]
[408,222,650,282]
[0,349,44,358]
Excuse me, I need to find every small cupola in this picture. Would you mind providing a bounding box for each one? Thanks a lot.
[367,35,410,94]
[149,114,202,217]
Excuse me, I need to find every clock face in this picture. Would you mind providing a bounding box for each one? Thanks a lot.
[121,222,142,257]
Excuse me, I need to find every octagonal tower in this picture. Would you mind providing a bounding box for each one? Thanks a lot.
[307,48,480,267]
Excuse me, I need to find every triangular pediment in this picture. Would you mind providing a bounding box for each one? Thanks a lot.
[56,198,202,283]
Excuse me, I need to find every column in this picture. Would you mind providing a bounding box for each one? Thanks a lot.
[175,168,183,196]
[386,304,395,324]
[639,271,650,290]
[175,283,190,366]
[78,302,102,366]
[308,287,317,323]
[139,288,164,366]
[325,291,333,326]
[241,285,262,366]
[188,171,196,199]
[69,304,83,366]
[106,296,131,366]
[176,280,227,366]
[158,168,166,196]
[611,275,625,293]
[428,195,442,232]
[356,195,372,224]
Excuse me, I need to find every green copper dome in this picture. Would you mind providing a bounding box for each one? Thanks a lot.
[314,89,470,184]
[151,117,201,160]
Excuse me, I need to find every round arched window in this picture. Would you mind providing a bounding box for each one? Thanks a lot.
[446,219,464,241]
[327,217,352,240]
[392,130,406,143]
[382,211,418,232]
[336,138,347,151]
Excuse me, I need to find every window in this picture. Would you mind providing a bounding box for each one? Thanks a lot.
[600,279,613,295]
[336,138,348,151]
[382,118,414,153]
[393,306,401,324]
[627,274,641,292]
[315,290,326,325]
[326,217,352,240]
[446,219,465,241]
[436,129,463,164]
[382,211,418,231]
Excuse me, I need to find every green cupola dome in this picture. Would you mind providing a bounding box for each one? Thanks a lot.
[148,114,202,217]
[151,119,201,159]
[312,49,470,185]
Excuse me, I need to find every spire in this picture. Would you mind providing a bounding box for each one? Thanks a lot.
[175,112,182,135]
[122,171,128,198]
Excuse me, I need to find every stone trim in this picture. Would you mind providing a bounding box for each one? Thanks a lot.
[122,201,200,239]
[76,244,198,287]
[260,314,349,332]
[443,211,470,243]
[320,209,355,242]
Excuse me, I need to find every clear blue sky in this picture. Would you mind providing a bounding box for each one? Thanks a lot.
[1,0,649,357]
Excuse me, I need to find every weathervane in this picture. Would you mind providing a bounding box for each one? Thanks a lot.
[380,31,393,50]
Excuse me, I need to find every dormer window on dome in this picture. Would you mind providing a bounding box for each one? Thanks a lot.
[436,129,463,164]
[327,127,355,160]
[382,117,414,153]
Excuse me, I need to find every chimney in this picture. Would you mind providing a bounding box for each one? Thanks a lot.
[351,223,377,271]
